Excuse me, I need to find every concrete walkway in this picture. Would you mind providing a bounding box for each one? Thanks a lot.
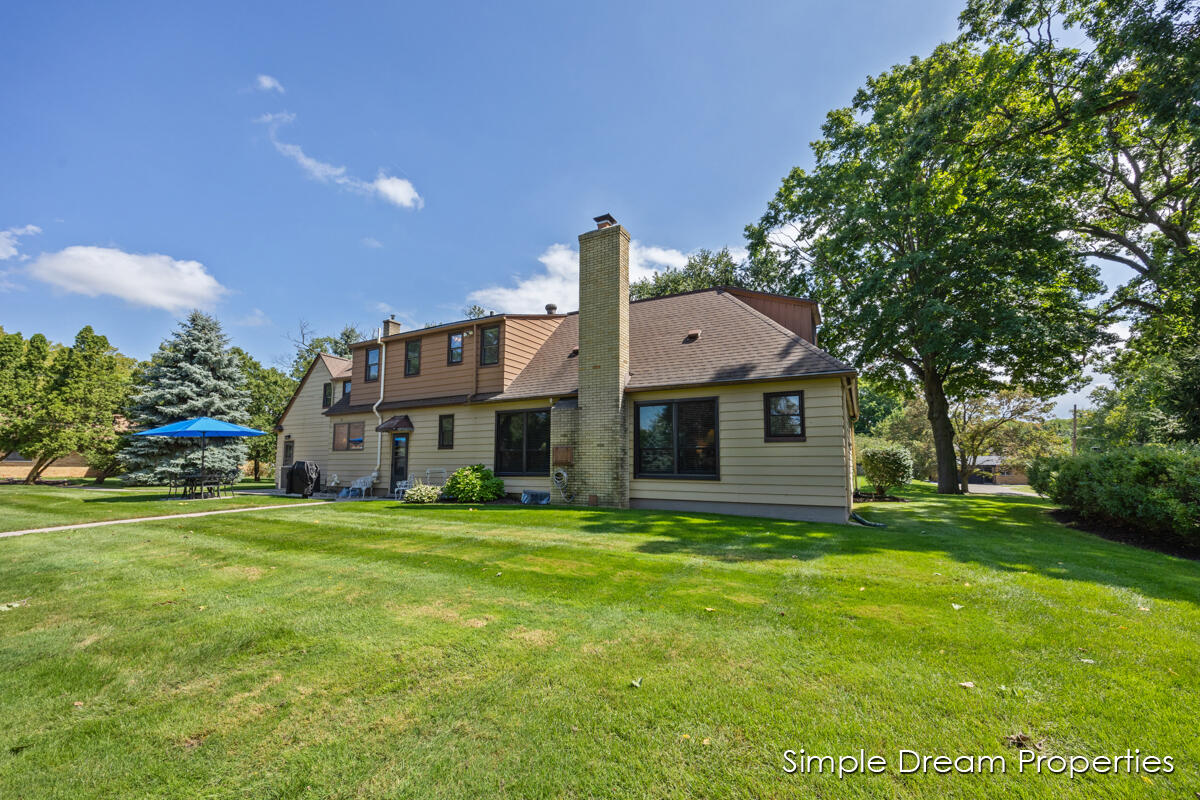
[0,501,334,539]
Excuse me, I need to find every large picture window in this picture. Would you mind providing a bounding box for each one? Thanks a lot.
[365,347,380,382]
[763,391,805,441]
[405,339,421,376]
[333,421,365,451]
[494,409,550,475]
[447,332,464,365]
[480,324,500,365]
[634,398,719,479]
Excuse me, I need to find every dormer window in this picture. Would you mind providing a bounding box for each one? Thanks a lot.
[480,324,500,365]
[365,346,380,382]
[447,332,464,365]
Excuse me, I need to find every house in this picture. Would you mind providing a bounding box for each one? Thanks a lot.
[1,452,100,481]
[275,215,859,522]
[967,455,1028,485]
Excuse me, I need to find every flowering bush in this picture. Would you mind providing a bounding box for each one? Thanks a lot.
[402,483,442,504]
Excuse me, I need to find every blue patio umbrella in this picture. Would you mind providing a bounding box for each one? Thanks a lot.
[133,416,266,476]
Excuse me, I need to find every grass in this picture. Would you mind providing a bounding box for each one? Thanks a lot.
[0,485,1196,798]
[0,484,309,532]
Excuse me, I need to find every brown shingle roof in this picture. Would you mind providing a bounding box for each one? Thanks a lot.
[495,288,853,400]
[319,353,352,380]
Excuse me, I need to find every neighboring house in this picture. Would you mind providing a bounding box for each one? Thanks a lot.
[1,452,100,480]
[967,455,1028,485]
[276,215,860,522]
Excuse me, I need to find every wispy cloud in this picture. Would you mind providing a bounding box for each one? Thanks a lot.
[27,246,228,311]
[467,240,689,314]
[255,74,285,93]
[257,112,423,210]
[361,236,383,249]
[0,224,41,261]
[234,308,272,327]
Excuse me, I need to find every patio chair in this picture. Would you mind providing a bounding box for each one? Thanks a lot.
[392,477,416,499]
[345,470,379,499]
[424,468,447,487]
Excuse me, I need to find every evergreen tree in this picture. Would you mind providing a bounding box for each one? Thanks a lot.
[121,311,250,483]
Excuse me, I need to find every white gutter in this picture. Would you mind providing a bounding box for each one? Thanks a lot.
[372,328,387,472]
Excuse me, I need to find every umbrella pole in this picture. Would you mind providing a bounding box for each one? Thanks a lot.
[201,435,207,495]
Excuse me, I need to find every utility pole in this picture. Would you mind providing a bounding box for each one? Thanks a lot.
[1072,404,1077,456]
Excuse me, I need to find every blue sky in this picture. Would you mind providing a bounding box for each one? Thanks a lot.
[0,1,1111,410]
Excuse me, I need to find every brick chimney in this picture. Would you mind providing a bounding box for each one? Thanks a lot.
[382,314,402,337]
[576,213,630,507]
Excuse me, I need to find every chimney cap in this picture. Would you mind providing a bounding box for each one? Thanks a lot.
[593,213,617,229]
[545,303,558,315]
[389,314,395,320]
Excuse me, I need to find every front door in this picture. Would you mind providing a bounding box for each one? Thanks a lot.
[391,434,409,488]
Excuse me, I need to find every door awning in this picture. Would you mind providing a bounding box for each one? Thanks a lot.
[376,415,414,432]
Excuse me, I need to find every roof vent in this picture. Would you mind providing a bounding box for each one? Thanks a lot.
[545,303,558,315]
[593,213,617,230]
[568,347,579,358]
[684,329,702,341]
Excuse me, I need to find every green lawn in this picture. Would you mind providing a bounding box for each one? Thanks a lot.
[0,484,308,532]
[0,486,1196,798]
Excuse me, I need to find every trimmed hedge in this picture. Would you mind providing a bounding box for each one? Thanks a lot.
[444,464,505,503]
[1029,446,1200,545]
[860,444,914,497]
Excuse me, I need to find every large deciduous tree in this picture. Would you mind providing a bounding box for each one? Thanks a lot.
[629,248,748,300]
[121,312,250,484]
[288,321,366,381]
[748,42,1106,493]
[950,389,1054,492]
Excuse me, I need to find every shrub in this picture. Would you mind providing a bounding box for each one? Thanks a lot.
[402,483,442,504]
[444,464,505,503]
[860,444,914,496]
[1029,446,1200,546]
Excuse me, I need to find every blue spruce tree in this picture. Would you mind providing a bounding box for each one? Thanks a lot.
[121,311,250,483]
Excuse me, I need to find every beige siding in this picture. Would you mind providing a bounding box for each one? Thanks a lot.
[628,378,852,510]
[502,317,561,386]
[277,359,336,488]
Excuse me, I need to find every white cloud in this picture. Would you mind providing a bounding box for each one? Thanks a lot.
[257,113,423,210]
[467,240,689,314]
[373,301,396,315]
[255,74,285,93]
[27,246,228,311]
[234,308,271,327]
[0,224,40,261]
[361,236,383,249]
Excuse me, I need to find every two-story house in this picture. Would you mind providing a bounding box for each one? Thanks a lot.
[276,214,859,522]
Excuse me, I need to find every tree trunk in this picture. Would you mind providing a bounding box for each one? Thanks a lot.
[253,459,261,482]
[958,456,971,494]
[922,369,961,494]
[23,456,54,485]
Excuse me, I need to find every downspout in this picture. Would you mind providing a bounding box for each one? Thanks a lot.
[373,328,387,473]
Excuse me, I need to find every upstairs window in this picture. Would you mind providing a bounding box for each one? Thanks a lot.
[321,382,333,408]
[333,421,365,451]
[763,391,805,441]
[365,347,380,382]
[342,380,351,398]
[447,332,464,365]
[480,324,500,365]
[405,339,421,376]
[495,409,550,475]
[635,399,719,479]
[438,414,455,449]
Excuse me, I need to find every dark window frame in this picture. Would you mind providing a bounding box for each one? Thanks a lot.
[438,414,455,449]
[493,407,551,476]
[447,331,464,365]
[321,382,333,408]
[332,421,366,451]
[763,390,806,442]
[364,346,381,382]
[479,324,500,366]
[633,397,721,480]
[341,380,351,398]
[404,339,421,377]
[282,440,294,467]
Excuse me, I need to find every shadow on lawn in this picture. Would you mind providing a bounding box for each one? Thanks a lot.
[326,493,1200,604]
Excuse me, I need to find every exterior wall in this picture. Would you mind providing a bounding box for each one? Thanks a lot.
[0,453,100,480]
[626,377,853,522]
[503,317,561,386]
[278,391,556,497]
[575,223,631,507]
[726,290,818,345]
[277,358,334,488]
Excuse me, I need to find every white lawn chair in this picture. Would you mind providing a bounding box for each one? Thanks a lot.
[424,468,447,488]
[346,470,379,499]
[392,477,416,499]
